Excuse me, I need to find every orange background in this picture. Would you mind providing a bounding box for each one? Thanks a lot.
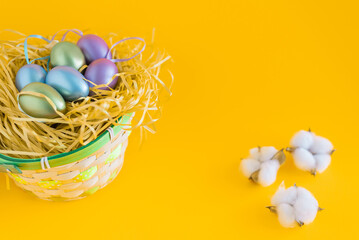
[0,0,358,239]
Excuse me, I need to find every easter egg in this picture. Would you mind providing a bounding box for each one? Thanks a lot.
[46,66,89,101]
[50,41,85,70]
[15,64,46,91]
[77,34,111,64]
[84,58,119,90]
[19,82,66,119]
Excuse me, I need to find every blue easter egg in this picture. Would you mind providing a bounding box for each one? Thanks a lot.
[15,64,47,91]
[46,66,89,101]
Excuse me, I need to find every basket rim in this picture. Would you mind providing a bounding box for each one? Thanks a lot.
[0,113,133,171]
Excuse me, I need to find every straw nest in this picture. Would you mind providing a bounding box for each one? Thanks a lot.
[0,30,172,159]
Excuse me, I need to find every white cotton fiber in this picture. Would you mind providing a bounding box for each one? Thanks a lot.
[271,185,298,206]
[290,130,314,149]
[296,187,318,207]
[314,154,331,173]
[269,183,320,228]
[289,130,334,174]
[293,148,316,171]
[240,146,285,187]
[240,158,260,178]
[309,135,333,154]
[270,182,286,204]
[258,160,280,187]
[277,203,296,228]
[294,198,318,224]
[249,147,260,159]
[259,146,278,162]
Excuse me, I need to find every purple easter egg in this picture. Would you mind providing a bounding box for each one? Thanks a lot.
[77,34,111,64]
[84,58,119,91]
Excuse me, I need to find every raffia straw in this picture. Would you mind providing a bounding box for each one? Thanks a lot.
[0,31,172,159]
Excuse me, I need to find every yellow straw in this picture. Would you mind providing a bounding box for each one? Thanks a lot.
[0,31,172,159]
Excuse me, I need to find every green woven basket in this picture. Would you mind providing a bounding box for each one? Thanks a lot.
[0,113,133,201]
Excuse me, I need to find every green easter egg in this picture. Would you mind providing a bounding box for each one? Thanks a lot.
[50,41,85,70]
[19,82,66,119]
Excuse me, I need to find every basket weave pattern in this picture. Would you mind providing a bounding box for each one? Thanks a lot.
[7,129,130,201]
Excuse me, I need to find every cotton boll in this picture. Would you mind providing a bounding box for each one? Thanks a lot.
[289,130,334,174]
[258,160,280,187]
[277,203,296,228]
[259,146,278,162]
[269,184,321,227]
[310,136,333,154]
[293,148,316,171]
[240,158,260,178]
[271,185,298,206]
[314,154,331,173]
[294,197,318,225]
[290,130,314,149]
[242,146,284,186]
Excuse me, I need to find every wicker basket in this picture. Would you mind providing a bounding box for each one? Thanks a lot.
[0,113,133,201]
